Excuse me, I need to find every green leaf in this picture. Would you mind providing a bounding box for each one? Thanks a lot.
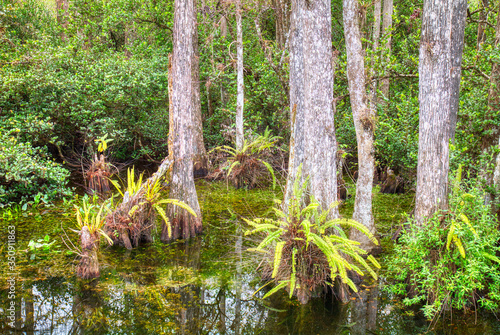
[272,241,285,278]
[262,280,289,299]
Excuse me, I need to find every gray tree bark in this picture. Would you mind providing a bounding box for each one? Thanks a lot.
[477,0,489,48]
[192,0,208,177]
[369,0,382,108]
[162,0,202,242]
[449,1,467,140]
[484,2,500,152]
[283,0,305,208]
[343,0,377,252]
[483,3,500,208]
[380,0,393,100]
[235,0,245,151]
[284,0,338,219]
[415,0,467,224]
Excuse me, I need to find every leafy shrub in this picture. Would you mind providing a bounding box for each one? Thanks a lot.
[246,166,380,304]
[0,49,170,160]
[0,129,71,206]
[386,167,500,319]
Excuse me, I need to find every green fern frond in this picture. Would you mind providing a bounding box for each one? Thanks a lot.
[272,241,285,278]
[155,199,197,217]
[254,230,283,251]
[154,205,171,238]
[262,280,289,299]
[259,160,276,189]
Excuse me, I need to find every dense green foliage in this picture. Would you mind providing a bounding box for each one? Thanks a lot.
[2,0,499,179]
[0,128,71,206]
[386,169,500,319]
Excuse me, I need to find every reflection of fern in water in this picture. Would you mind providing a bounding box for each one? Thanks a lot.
[210,128,279,189]
[246,165,380,304]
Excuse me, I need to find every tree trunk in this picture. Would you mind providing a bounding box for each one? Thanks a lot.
[192,0,208,178]
[477,0,489,49]
[483,3,500,208]
[283,0,305,208]
[484,2,500,152]
[448,1,467,141]
[415,0,467,224]
[55,0,69,41]
[284,0,338,219]
[235,0,245,151]
[77,226,100,279]
[273,0,290,49]
[162,0,202,242]
[343,0,377,252]
[369,0,382,107]
[380,0,393,100]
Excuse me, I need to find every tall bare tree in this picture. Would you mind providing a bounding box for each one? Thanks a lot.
[162,0,202,241]
[415,0,467,224]
[477,0,489,48]
[369,0,382,107]
[235,0,245,150]
[192,0,208,177]
[483,2,500,210]
[284,0,338,218]
[380,0,393,100]
[343,0,377,252]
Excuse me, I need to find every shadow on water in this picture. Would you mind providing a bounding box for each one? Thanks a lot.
[1,181,500,334]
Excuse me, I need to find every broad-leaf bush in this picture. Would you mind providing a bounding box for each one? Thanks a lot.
[386,167,500,319]
[0,49,170,160]
[0,129,71,206]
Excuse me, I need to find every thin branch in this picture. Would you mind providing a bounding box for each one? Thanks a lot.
[466,18,495,28]
[133,17,173,32]
[463,65,490,80]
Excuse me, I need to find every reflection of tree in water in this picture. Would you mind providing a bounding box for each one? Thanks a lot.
[0,278,75,334]
[348,284,378,335]
[70,280,106,333]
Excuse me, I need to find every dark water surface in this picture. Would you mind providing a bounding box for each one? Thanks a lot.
[1,182,499,334]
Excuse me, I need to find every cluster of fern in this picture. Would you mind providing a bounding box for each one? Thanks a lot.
[108,167,195,244]
[246,166,380,304]
[211,128,280,189]
[386,166,500,320]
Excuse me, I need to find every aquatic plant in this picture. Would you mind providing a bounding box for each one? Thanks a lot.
[85,134,116,196]
[210,128,280,189]
[27,235,58,261]
[106,167,196,249]
[246,166,380,304]
[386,166,500,320]
[73,195,113,279]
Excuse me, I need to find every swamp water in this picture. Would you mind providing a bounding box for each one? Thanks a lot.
[1,181,499,334]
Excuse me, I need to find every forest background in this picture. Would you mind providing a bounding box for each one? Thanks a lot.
[1,0,499,205]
